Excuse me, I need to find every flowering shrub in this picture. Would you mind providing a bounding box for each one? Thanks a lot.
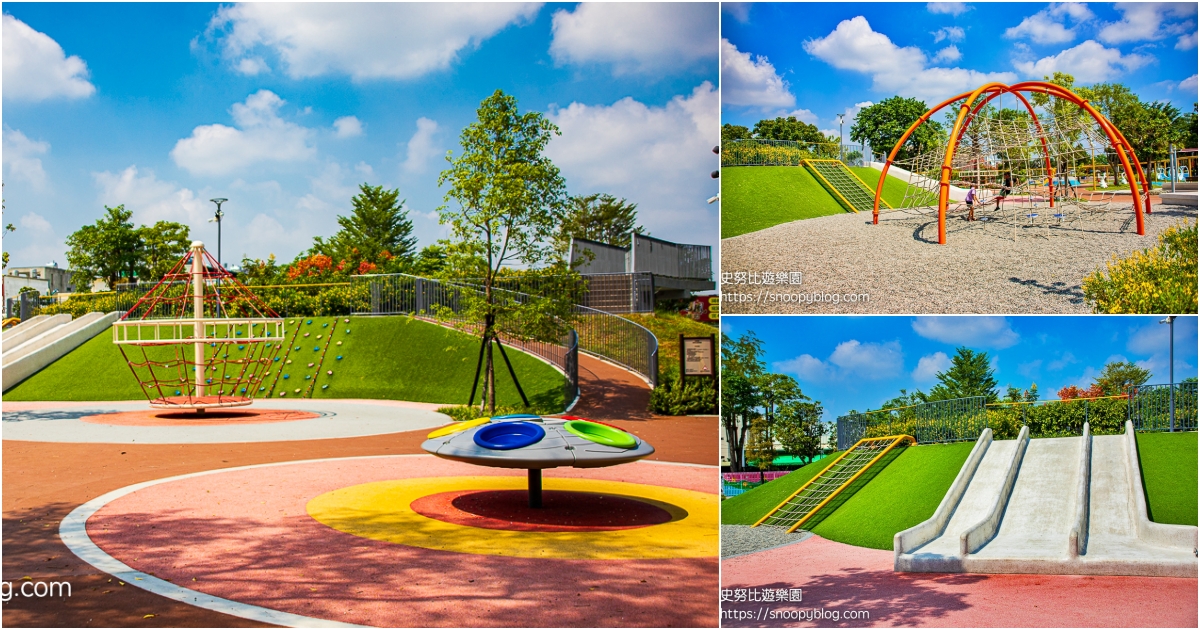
[1058,384,1104,400]
[1083,220,1198,314]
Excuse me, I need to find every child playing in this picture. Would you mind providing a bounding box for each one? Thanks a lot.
[995,173,1012,213]
[965,185,977,221]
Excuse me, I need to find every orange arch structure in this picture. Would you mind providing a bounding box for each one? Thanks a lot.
[871,81,1149,244]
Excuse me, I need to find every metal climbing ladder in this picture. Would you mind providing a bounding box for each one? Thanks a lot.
[803,159,890,214]
[753,434,915,533]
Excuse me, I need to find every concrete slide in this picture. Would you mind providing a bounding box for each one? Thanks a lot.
[868,161,969,202]
[3,314,71,350]
[896,423,1196,577]
[2,311,121,391]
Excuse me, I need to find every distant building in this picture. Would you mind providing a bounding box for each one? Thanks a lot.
[569,234,714,313]
[5,263,80,295]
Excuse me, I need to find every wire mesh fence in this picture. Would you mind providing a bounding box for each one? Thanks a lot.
[836,397,988,449]
[721,139,873,167]
[351,272,660,391]
[1129,382,1198,432]
[838,384,1198,448]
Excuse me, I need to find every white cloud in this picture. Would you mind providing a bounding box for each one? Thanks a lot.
[1017,359,1043,379]
[401,117,441,175]
[211,3,540,81]
[2,15,95,101]
[1181,74,1198,92]
[721,39,795,109]
[18,212,53,233]
[774,354,830,382]
[829,340,905,379]
[170,90,316,177]
[933,45,963,64]
[774,340,904,382]
[913,352,952,381]
[545,83,718,247]
[93,166,208,227]
[355,161,375,178]
[1098,2,1198,45]
[333,116,363,138]
[1047,351,1078,371]
[927,3,970,16]
[2,128,50,188]
[803,17,1015,104]
[1004,3,1094,45]
[1015,40,1153,83]
[911,316,1020,349]
[1178,32,1199,50]
[933,26,966,43]
[236,56,269,76]
[549,3,716,75]
[786,109,820,124]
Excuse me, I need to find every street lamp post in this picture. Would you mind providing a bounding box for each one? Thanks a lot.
[209,198,227,317]
[1160,316,1176,431]
[209,198,227,269]
[837,114,845,163]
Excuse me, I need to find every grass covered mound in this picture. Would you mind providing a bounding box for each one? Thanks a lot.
[4,315,566,409]
[722,442,974,550]
[721,165,910,239]
[1136,431,1197,526]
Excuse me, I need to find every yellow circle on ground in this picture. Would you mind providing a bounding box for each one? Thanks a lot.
[426,417,490,439]
[307,476,718,559]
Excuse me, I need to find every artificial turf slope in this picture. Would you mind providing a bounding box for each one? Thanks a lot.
[722,442,974,550]
[721,165,910,238]
[1136,431,1197,526]
[3,315,566,409]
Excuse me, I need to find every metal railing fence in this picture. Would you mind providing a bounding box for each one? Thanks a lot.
[721,139,874,167]
[837,397,988,449]
[351,272,659,389]
[1129,382,1198,432]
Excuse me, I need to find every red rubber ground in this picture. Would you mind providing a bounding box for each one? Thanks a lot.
[81,409,320,426]
[86,456,716,627]
[722,535,1198,627]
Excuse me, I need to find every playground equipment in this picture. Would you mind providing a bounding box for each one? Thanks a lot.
[895,423,1196,577]
[753,434,915,532]
[422,414,655,508]
[872,81,1150,244]
[802,159,888,214]
[112,241,284,410]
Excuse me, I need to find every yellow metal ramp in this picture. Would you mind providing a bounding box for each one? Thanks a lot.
[803,159,890,214]
[753,434,915,532]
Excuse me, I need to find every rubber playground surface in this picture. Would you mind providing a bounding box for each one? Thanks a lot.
[2,355,720,627]
[722,535,1198,627]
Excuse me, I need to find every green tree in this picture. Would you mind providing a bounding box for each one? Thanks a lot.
[312,183,417,266]
[1094,360,1152,396]
[775,399,826,465]
[1176,103,1198,153]
[752,116,826,144]
[139,221,191,281]
[3,222,14,270]
[928,347,999,403]
[721,330,765,472]
[744,416,775,479]
[65,205,142,291]
[412,242,450,277]
[554,193,644,253]
[437,89,570,413]
[722,123,751,144]
[851,96,946,161]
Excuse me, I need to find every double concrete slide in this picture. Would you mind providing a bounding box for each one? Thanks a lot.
[2,312,121,391]
[896,422,1197,577]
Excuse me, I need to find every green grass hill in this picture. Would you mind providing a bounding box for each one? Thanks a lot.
[4,315,567,410]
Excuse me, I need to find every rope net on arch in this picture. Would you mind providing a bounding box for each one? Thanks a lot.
[880,90,1147,234]
[112,242,284,410]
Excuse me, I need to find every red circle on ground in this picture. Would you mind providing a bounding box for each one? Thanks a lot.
[410,489,676,532]
[80,409,321,426]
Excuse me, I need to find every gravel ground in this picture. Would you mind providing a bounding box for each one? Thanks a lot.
[720,203,1197,314]
[722,524,812,558]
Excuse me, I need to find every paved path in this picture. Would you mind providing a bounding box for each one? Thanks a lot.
[722,535,1197,627]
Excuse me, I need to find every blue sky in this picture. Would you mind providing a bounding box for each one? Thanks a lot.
[3,3,719,271]
[721,2,1198,141]
[721,315,1199,421]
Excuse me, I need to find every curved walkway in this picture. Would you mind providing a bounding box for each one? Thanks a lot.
[722,535,1197,627]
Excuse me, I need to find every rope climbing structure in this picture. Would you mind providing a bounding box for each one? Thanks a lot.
[871,81,1151,244]
[112,241,284,410]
